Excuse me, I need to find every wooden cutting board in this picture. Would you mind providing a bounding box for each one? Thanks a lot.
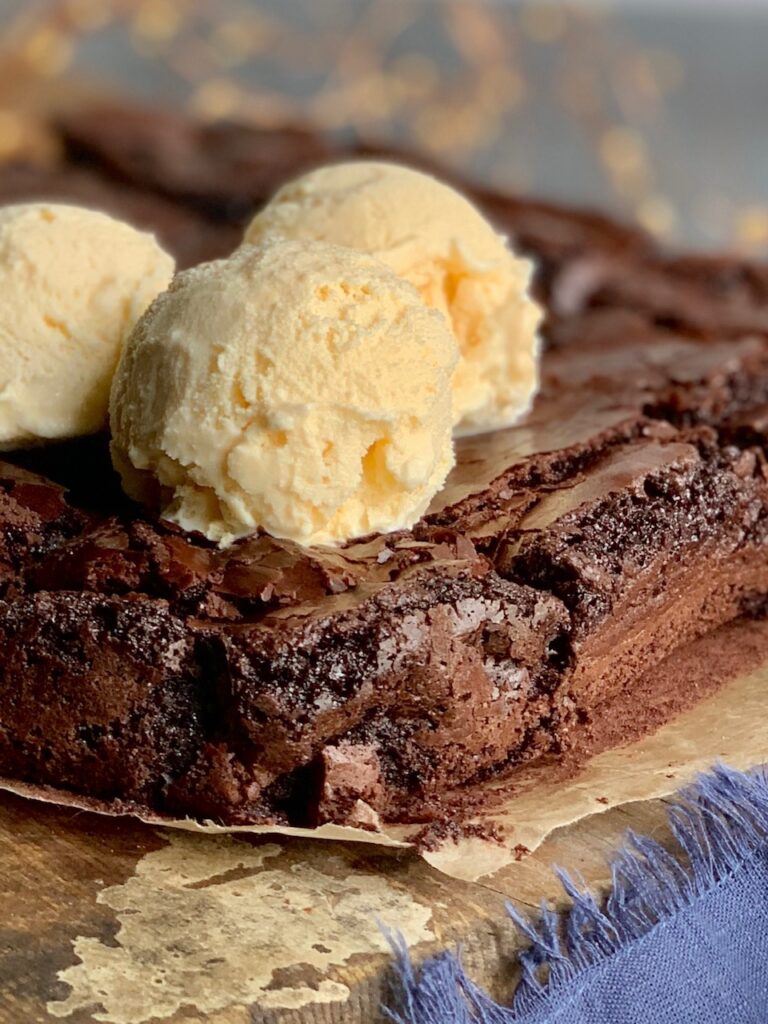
[0,787,674,1024]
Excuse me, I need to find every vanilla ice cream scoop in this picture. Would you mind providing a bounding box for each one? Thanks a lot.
[243,162,542,436]
[110,237,458,547]
[0,203,174,447]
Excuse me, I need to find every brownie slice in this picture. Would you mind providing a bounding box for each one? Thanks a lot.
[0,317,765,826]
[6,451,570,823]
[0,105,763,829]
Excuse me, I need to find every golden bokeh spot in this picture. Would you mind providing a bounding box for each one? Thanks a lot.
[735,206,768,248]
[447,4,509,65]
[191,78,242,120]
[599,126,648,177]
[599,125,652,199]
[636,195,678,239]
[21,26,74,76]
[132,0,183,42]
[412,102,497,157]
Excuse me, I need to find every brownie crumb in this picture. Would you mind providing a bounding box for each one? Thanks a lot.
[411,821,506,852]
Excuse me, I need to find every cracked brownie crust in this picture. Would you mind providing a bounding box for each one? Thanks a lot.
[0,105,766,827]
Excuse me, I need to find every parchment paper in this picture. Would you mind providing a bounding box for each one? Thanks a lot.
[422,655,768,879]
[3,655,766,882]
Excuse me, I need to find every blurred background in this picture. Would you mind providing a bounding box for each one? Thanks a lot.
[0,0,766,252]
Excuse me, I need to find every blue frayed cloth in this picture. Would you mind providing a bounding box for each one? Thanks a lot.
[387,764,768,1024]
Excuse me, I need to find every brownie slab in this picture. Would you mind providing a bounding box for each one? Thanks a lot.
[0,104,764,828]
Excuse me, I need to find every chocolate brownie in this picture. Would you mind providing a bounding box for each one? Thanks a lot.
[0,104,764,828]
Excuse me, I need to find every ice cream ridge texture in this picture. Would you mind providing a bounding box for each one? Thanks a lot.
[111,162,542,547]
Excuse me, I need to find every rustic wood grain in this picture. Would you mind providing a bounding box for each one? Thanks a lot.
[0,786,675,1024]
